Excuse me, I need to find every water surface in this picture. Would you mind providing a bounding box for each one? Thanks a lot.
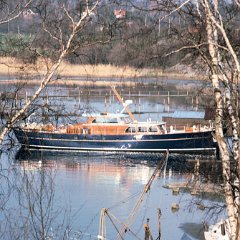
[0,150,225,240]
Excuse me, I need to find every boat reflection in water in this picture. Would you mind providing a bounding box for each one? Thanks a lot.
[15,149,222,180]
[14,149,224,240]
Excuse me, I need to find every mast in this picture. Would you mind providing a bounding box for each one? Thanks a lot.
[116,150,169,240]
[111,86,138,123]
[97,151,169,240]
[98,208,107,240]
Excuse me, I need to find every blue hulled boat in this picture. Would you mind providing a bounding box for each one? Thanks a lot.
[13,112,217,154]
[13,87,217,154]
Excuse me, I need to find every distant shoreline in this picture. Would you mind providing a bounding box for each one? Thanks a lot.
[0,75,207,88]
[0,57,207,86]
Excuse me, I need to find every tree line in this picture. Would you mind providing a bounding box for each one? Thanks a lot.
[0,0,238,70]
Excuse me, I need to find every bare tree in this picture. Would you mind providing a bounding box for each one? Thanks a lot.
[0,164,56,240]
[0,0,32,25]
[201,1,239,238]
[152,0,240,238]
[127,0,239,238]
[0,0,239,238]
[0,0,100,146]
[0,1,103,239]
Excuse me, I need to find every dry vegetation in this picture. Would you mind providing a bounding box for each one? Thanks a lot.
[0,57,201,84]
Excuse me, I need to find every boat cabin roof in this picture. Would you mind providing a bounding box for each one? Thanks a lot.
[83,112,129,124]
[82,112,129,118]
[82,112,166,126]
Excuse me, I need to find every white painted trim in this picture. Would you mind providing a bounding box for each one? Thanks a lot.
[23,135,212,143]
[23,144,216,152]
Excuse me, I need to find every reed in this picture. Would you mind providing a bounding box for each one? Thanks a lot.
[0,57,200,81]
[0,57,22,75]
[58,63,147,78]
[0,57,164,77]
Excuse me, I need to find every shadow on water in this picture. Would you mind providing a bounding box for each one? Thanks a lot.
[15,149,222,176]
[179,223,205,240]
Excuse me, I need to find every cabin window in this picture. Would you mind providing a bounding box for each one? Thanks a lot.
[138,126,148,132]
[92,117,118,123]
[109,118,118,123]
[126,127,136,133]
[149,126,158,132]
[159,125,166,132]
[82,128,89,134]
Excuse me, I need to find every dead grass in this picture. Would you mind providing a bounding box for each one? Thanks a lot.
[58,63,150,78]
[0,57,51,75]
[0,57,163,78]
[0,57,199,81]
[0,57,23,75]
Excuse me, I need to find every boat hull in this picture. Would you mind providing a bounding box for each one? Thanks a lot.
[13,128,217,154]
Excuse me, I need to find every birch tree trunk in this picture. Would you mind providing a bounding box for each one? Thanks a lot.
[0,1,99,146]
[202,0,238,238]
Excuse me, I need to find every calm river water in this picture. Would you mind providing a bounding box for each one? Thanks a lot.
[0,83,225,240]
[0,149,225,240]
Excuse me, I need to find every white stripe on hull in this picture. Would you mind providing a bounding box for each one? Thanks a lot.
[24,136,211,143]
[23,144,216,153]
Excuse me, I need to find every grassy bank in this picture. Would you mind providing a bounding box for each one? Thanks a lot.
[0,57,202,82]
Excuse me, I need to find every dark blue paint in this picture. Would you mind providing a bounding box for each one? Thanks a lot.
[13,128,217,154]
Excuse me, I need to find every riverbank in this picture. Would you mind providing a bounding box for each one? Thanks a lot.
[0,57,206,85]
